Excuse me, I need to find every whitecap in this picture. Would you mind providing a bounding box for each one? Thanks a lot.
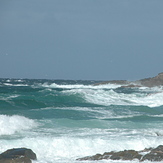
[81,89,163,107]
[0,115,37,136]
[41,83,121,90]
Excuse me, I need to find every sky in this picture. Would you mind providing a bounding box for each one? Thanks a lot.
[0,0,163,80]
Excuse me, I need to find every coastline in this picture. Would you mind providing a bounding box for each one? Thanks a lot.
[94,72,163,87]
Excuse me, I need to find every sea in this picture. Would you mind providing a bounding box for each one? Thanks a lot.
[0,78,163,163]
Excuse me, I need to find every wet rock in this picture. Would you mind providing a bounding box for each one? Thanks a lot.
[77,145,163,162]
[77,153,103,161]
[141,145,163,162]
[110,150,141,160]
[77,150,141,161]
[0,148,37,163]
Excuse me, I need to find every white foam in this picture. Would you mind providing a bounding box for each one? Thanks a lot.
[0,115,37,136]
[41,84,163,107]
[4,83,13,86]
[34,83,163,107]
[0,134,162,163]
[80,89,163,107]
[3,83,28,86]
[0,95,19,101]
[42,83,121,89]
[40,83,163,107]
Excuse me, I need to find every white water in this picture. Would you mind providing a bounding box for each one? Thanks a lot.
[0,115,37,135]
[40,82,163,107]
[0,114,163,163]
[84,90,163,107]
[61,88,163,107]
[42,83,121,89]
[1,82,163,163]
[0,132,162,163]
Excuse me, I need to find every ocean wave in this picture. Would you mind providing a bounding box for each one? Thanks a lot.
[78,89,163,107]
[41,83,121,89]
[49,84,163,107]
[3,83,29,87]
[0,115,37,136]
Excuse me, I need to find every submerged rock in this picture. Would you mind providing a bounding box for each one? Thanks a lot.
[0,148,37,163]
[77,145,163,162]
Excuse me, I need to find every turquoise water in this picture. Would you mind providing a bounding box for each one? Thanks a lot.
[0,79,163,163]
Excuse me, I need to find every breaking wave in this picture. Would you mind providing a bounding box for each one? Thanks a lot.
[0,115,37,136]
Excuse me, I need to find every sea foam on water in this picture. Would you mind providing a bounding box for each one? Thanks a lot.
[0,115,37,135]
[0,79,163,163]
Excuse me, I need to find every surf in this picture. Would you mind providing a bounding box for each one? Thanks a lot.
[0,79,163,163]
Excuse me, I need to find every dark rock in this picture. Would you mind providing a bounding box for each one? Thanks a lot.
[141,145,163,162]
[0,157,32,163]
[110,150,141,160]
[139,147,152,153]
[77,153,103,161]
[77,145,163,162]
[77,150,141,161]
[0,148,37,163]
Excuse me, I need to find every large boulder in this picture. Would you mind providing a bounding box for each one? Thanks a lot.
[77,145,163,162]
[0,148,37,163]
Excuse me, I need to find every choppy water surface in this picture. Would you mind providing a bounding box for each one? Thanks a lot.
[0,79,163,163]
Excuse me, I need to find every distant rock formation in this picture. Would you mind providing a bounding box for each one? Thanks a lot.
[138,72,163,87]
[77,145,163,162]
[94,80,129,86]
[94,73,163,87]
[0,148,37,163]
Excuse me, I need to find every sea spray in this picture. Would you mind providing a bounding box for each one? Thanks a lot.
[0,115,37,136]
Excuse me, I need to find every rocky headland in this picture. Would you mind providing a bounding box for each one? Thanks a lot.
[94,72,163,87]
[137,72,163,87]
[77,145,163,162]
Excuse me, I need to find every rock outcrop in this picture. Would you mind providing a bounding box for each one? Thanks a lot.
[94,72,163,87]
[138,72,163,87]
[0,148,37,163]
[77,145,163,162]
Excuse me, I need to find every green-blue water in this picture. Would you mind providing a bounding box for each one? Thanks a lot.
[0,79,163,163]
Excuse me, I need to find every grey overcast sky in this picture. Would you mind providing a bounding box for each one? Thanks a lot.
[0,0,163,80]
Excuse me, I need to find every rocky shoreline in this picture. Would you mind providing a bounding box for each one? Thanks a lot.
[94,72,163,87]
[1,145,163,162]
[77,145,163,162]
